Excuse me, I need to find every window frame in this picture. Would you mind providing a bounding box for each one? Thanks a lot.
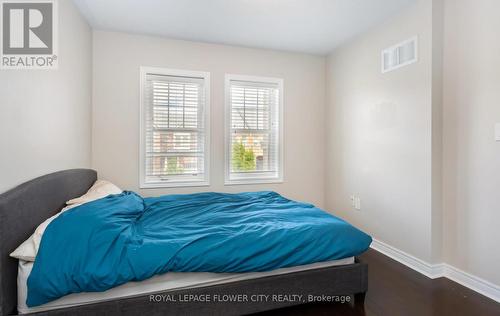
[139,66,211,188]
[224,74,284,185]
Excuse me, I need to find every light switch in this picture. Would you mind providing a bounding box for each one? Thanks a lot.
[355,197,361,210]
[350,195,356,207]
[496,123,500,142]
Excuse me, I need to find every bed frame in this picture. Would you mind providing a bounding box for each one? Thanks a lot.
[0,169,368,316]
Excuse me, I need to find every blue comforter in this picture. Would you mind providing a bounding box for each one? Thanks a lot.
[27,191,371,307]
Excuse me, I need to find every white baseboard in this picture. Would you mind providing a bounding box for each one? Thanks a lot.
[370,239,445,279]
[370,239,500,303]
[443,264,500,303]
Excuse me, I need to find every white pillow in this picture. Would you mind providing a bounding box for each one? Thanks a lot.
[66,180,122,205]
[10,204,76,261]
[10,180,122,261]
[10,238,36,262]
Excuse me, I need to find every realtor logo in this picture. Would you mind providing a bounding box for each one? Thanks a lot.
[1,0,58,69]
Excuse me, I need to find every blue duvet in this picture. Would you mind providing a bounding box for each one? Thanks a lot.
[27,191,371,307]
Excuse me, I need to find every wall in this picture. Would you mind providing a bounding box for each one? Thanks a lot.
[326,0,500,288]
[92,31,326,207]
[430,0,444,264]
[442,0,500,286]
[0,1,92,193]
[325,0,437,262]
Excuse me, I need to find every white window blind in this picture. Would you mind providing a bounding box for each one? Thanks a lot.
[225,75,283,184]
[140,68,210,188]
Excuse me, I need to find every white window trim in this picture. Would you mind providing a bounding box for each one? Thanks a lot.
[139,66,211,189]
[224,74,284,186]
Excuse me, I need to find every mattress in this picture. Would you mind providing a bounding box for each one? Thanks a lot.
[18,257,354,314]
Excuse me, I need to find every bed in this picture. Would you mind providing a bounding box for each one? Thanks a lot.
[0,169,369,315]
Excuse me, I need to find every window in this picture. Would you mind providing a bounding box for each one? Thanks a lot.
[140,67,210,188]
[225,74,283,184]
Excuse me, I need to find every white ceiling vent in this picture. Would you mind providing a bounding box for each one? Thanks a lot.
[382,36,418,73]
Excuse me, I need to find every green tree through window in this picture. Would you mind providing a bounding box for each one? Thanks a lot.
[165,157,184,175]
[232,142,256,171]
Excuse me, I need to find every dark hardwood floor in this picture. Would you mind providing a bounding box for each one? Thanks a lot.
[254,249,500,316]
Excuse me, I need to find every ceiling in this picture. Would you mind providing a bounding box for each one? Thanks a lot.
[73,0,415,55]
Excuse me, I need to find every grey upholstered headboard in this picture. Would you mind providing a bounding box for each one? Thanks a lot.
[0,169,97,316]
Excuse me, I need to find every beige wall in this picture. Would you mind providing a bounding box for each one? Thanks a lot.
[430,0,444,264]
[92,31,326,207]
[0,1,92,193]
[325,0,438,262]
[442,0,500,285]
[326,0,500,287]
